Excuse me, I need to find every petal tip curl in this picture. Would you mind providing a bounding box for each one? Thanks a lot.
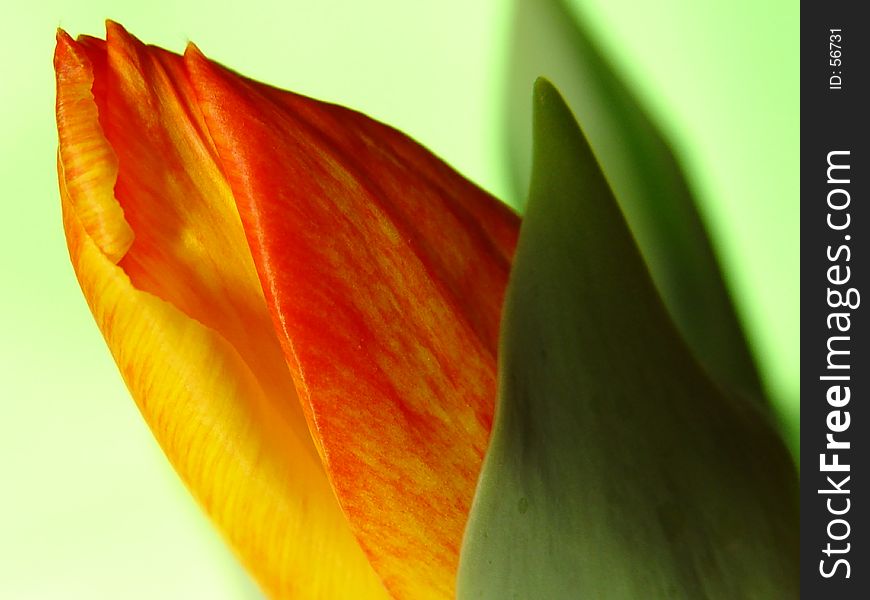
[55,27,134,264]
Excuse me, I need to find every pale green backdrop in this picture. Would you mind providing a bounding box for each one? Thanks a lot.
[0,0,797,597]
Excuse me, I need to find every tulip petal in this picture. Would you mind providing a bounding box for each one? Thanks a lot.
[55,31,131,263]
[56,26,388,598]
[186,48,519,598]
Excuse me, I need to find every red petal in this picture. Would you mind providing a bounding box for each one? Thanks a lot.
[56,24,390,598]
[187,47,519,598]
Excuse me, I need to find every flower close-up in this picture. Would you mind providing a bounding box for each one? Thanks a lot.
[46,9,799,600]
[56,21,521,599]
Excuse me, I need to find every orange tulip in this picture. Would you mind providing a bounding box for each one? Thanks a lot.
[56,22,518,599]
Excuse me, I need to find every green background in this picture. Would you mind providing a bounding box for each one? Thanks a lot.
[0,0,797,597]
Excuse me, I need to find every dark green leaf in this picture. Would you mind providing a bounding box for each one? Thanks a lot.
[457,80,798,599]
[505,0,763,402]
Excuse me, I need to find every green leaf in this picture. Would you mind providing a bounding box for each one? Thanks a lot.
[456,80,798,599]
[505,0,763,402]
